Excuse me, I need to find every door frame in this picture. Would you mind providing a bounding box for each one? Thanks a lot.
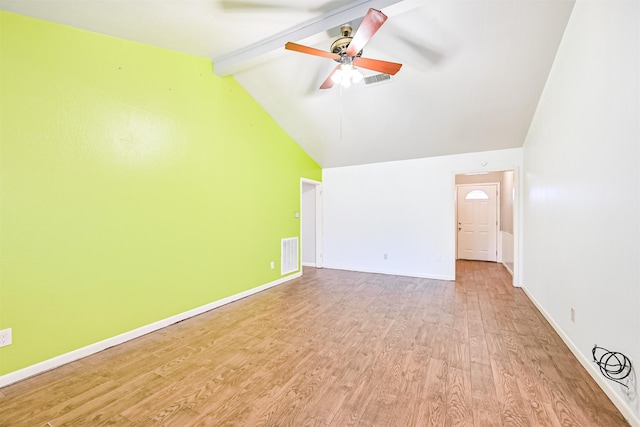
[453,168,521,287]
[456,182,500,262]
[300,178,323,269]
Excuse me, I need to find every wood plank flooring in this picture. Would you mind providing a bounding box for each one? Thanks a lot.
[0,261,629,426]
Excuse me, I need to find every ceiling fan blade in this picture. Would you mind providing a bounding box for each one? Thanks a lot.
[345,8,387,57]
[285,42,340,60]
[353,57,402,75]
[320,65,341,89]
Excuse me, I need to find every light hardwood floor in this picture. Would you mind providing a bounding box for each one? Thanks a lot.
[0,261,629,426]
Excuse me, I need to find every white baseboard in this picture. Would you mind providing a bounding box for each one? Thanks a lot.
[322,265,454,281]
[521,286,640,427]
[302,262,316,267]
[0,272,301,388]
[502,261,514,276]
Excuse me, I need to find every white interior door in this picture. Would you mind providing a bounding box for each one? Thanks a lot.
[457,184,498,261]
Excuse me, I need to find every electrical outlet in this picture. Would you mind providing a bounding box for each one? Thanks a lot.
[570,307,575,323]
[383,253,388,260]
[270,261,275,270]
[0,328,12,347]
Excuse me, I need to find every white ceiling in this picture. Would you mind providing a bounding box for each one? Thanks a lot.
[0,0,575,168]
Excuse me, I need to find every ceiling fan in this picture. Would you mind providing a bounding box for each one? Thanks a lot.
[285,8,402,89]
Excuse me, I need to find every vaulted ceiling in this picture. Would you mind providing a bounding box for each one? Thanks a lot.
[0,0,575,167]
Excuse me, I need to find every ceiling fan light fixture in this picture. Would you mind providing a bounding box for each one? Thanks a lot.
[335,63,363,87]
[331,68,344,84]
[351,68,364,84]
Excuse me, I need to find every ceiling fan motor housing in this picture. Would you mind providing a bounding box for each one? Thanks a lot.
[330,24,363,57]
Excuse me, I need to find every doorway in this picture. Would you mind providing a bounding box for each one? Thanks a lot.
[456,184,499,261]
[300,179,323,269]
[454,170,518,285]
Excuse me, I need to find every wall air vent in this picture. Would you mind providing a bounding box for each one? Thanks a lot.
[281,237,299,275]
[364,73,391,86]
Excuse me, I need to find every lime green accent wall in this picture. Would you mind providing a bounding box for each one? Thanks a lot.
[0,11,321,375]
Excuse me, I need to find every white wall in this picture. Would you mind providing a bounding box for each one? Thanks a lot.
[522,0,639,422]
[323,148,522,280]
[455,171,504,185]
